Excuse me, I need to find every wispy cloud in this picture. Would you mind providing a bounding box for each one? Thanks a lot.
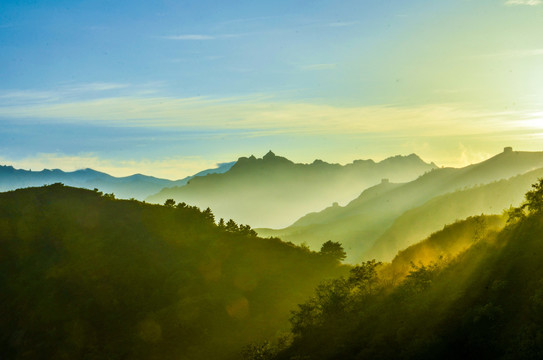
[327,21,358,28]
[65,82,129,92]
[0,90,60,102]
[300,63,337,71]
[162,34,241,40]
[505,0,542,5]
[0,93,528,139]
[166,55,225,63]
[217,15,290,27]
[163,34,216,40]
[0,82,162,105]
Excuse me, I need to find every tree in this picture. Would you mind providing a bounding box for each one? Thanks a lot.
[241,341,276,360]
[164,199,176,208]
[202,207,215,223]
[348,260,381,295]
[226,219,239,233]
[506,205,525,225]
[103,192,115,200]
[176,201,188,209]
[401,262,439,295]
[320,240,347,262]
[474,215,487,242]
[505,178,543,224]
[524,178,543,214]
[239,224,257,237]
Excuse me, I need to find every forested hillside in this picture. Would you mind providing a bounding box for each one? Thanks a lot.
[0,184,346,360]
[255,179,543,359]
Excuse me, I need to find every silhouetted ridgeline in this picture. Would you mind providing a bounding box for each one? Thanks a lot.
[146,151,437,228]
[0,162,235,200]
[0,184,346,360]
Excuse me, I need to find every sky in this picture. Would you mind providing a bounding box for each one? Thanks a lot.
[1,0,543,179]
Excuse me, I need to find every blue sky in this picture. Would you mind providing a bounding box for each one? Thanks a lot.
[1,0,543,178]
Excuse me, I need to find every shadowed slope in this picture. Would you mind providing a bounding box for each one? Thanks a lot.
[0,184,346,360]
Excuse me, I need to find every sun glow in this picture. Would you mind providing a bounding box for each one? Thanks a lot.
[518,116,543,130]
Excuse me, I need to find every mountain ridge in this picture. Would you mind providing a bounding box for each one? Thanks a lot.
[0,162,235,200]
[146,151,437,228]
[258,148,543,262]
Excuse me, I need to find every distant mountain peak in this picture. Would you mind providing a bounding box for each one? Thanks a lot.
[378,153,435,167]
[263,150,276,159]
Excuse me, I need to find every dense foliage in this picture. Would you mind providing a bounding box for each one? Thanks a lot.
[253,179,543,359]
[0,184,347,360]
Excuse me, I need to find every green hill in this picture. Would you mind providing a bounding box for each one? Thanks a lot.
[260,149,543,262]
[382,214,505,282]
[0,184,346,360]
[267,179,543,359]
[146,151,436,228]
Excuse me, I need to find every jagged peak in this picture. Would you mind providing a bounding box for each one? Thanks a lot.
[263,150,276,159]
[235,155,257,165]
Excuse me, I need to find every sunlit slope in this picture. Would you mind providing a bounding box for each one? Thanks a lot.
[383,214,506,281]
[368,166,543,261]
[0,184,346,360]
[276,204,543,359]
[0,162,235,200]
[260,149,543,262]
[146,151,436,228]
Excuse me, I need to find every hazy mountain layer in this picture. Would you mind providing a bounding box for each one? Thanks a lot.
[259,149,543,262]
[146,151,437,228]
[0,185,346,360]
[271,192,543,360]
[0,162,234,200]
[368,167,543,261]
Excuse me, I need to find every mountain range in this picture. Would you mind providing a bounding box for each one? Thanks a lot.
[258,148,543,262]
[4,151,543,359]
[146,151,437,228]
[0,162,235,200]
